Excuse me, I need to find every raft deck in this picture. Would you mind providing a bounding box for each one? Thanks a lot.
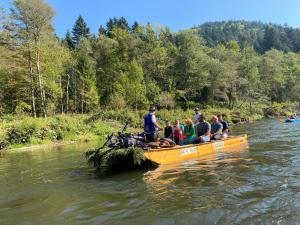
[144,135,248,165]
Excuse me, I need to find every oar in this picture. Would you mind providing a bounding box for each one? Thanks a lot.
[95,133,114,154]
[95,122,129,153]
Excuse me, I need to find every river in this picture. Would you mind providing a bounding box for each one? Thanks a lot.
[1,119,300,225]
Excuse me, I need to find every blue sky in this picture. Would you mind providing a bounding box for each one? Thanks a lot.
[2,0,300,37]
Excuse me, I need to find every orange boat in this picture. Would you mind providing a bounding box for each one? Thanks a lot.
[144,134,248,165]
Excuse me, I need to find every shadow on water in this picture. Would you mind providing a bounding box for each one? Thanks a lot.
[2,119,300,224]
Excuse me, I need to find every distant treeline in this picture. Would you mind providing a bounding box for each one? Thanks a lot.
[196,21,300,53]
[1,0,300,118]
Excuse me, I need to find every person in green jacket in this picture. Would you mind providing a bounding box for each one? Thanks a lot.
[181,118,196,145]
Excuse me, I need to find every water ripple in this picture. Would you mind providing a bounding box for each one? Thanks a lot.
[1,119,300,224]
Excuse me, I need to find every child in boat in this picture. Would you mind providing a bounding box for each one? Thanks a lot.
[181,118,196,145]
[173,119,183,145]
[164,120,173,139]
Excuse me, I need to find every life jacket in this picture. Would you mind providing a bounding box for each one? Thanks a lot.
[144,113,156,134]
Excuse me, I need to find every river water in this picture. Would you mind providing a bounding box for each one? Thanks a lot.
[1,119,300,225]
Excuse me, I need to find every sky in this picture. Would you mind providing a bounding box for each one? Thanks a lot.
[2,0,300,37]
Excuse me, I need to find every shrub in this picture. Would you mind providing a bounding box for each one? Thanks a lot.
[6,120,37,144]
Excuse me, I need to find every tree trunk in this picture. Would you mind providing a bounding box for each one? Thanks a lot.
[60,75,64,114]
[66,74,70,114]
[74,73,78,113]
[28,52,37,118]
[81,83,85,114]
[249,93,253,114]
[35,49,47,118]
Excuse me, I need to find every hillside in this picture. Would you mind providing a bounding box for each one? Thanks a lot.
[194,21,300,53]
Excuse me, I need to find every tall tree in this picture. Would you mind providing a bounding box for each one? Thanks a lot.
[64,30,74,49]
[124,60,147,110]
[131,21,140,32]
[98,25,106,36]
[75,39,98,113]
[11,0,55,118]
[72,15,90,47]
[174,30,209,105]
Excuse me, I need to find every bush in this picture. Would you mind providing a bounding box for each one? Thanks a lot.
[15,102,32,116]
[0,129,8,150]
[6,120,37,144]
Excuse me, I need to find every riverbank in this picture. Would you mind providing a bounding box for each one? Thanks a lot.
[0,115,119,151]
[0,103,297,151]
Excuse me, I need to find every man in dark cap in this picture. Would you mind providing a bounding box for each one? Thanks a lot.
[144,106,162,142]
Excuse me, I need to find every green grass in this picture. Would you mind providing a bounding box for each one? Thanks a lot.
[0,114,125,150]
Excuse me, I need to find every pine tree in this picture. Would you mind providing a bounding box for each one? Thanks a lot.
[64,30,74,49]
[117,17,130,31]
[131,21,140,32]
[72,15,90,46]
[106,17,130,36]
[263,26,281,52]
[98,25,106,36]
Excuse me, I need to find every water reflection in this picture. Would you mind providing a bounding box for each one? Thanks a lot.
[143,149,252,212]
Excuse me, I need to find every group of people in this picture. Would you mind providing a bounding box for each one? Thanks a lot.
[288,114,298,120]
[144,107,229,145]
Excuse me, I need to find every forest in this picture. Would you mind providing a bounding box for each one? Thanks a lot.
[197,21,300,53]
[1,0,300,119]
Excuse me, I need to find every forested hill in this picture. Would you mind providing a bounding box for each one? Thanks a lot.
[194,21,300,53]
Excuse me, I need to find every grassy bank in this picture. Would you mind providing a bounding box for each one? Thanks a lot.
[0,115,122,150]
[0,102,297,151]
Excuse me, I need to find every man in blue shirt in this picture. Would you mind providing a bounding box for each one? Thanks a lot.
[144,106,162,142]
[211,116,223,140]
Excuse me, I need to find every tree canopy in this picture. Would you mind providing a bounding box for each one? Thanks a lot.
[1,2,300,117]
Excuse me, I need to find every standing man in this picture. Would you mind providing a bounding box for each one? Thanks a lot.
[193,107,201,124]
[144,106,162,142]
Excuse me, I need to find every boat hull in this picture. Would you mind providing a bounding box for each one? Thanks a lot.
[285,119,300,123]
[143,135,248,165]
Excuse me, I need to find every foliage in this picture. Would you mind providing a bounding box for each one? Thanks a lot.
[1,3,300,125]
[0,115,119,149]
[197,20,300,53]
[86,146,146,174]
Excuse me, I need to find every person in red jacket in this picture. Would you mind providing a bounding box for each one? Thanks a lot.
[173,119,183,145]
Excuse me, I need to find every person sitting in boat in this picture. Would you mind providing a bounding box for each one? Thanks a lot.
[164,120,173,139]
[211,116,223,140]
[181,118,196,145]
[289,114,298,120]
[193,114,211,144]
[217,114,229,138]
[144,106,162,142]
[289,115,296,120]
[173,119,183,145]
[193,107,201,125]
